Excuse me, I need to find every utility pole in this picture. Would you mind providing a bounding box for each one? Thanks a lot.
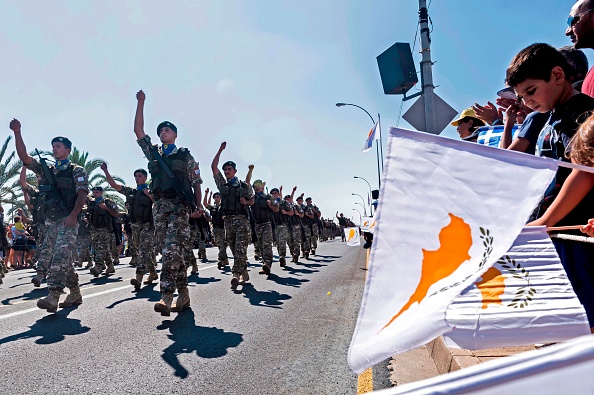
[419,0,436,134]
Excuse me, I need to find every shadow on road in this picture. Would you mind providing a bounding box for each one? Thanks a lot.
[188,275,222,286]
[105,283,161,309]
[0,307,90,345]
[2,287,47,305]
[239,283,291,308]
[282,265,319,276]
[79,276,124,287]
[267,273,310,288]
[157,309,242,379]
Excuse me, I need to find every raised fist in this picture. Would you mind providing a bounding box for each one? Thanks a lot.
[248,164,254,170]
[136,90,146,101]
[9,118,21,133]
[100,162,108,171]
[219,142,227,151]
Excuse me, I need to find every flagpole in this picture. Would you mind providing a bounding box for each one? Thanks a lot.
[378,113,384,173]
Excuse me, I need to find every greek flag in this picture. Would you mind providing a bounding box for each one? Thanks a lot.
[476,125,520,147]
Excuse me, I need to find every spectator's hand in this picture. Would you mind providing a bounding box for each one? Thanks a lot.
[9,118,21,133]
[504,103,521,124]
[100,162,108,172]
[581,219,594,237]
[136,90,145,102]
[496,98,533,115]
[472,102,502,125]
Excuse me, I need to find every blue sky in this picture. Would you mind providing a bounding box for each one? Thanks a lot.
[0,0,583,222]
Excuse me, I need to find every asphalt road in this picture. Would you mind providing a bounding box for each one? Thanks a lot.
[0,238,375,395]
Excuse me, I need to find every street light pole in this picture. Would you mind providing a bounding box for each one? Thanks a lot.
[336,102,382,190]
[354,176,373,216]
[352,194,367,216]
[354,202,366,218]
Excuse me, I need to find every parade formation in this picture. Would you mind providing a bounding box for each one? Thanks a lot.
[0,90,349,317]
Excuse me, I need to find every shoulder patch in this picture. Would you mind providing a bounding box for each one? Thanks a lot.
[77,176,85,182]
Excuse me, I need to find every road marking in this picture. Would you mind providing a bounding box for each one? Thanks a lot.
[357,368,374,394]
[357,247,373,393]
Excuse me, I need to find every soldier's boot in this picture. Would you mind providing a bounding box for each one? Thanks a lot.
[144,271,159,285]
[241,268,250,283]
[74,260,83,268]
[254,254,260,261]
[85,261,93,269]
[130,273,144,290]
[292,255,299,263]
[201,252,208,263]
[105,263,116,275]
[0,276,2,284]
[113,257,120,265]
[191,262,199,275]
[171,288,191,312]
[37,290,61,313]
[217,261,224,270]
[231,272,241,290]
[311,248,316,255]
[154,292,174,316]
[279,257,286,267]
[90,264,103,277]
[31,271,45,287]
[304,251,309,260]
[59,286,83,308]
[259,263,271,275]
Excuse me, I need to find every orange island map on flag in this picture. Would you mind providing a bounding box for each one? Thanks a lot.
[348,127,562,374]
[381,213,472,332]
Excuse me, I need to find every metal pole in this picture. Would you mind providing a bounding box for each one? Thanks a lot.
[354,176,373,216]
[378,113,384,173]
[419,0,436,134]
[355,202,366,218]
[353,195,367,216]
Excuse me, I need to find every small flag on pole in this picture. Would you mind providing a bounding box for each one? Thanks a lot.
[363,118,381,153]
[345,227,360,246]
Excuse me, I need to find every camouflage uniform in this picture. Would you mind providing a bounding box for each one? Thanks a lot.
[184,218,199,270]
[289,202,303,262]
[88,197,118,273]
[25,158,88,293]
[300,203,313,258]
[76,212,92,266]
[119,185,155,275]
[252,191,275,271]
[272,198,291,264]
[308,203,321,252]
[214,172,253,276]
[139,135,202,294]
[208,203,228,267]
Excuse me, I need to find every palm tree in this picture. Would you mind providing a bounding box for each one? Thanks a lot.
[68,147,127,212]
[0,136,25,218]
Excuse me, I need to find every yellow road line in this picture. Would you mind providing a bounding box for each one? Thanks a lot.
[357,367,374,394]
[357,247,373,394]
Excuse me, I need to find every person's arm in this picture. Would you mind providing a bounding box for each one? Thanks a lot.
[23,191,33,212]
[245,164,254,184]
[203,188,210,207]
[17,208,31,224]
[63,190,89,227]
[268,198,279,213]
[134,90,146,141]
[100,162,124,192]
[211,142,226,176]
[500,104,518,149]
[529,169,594,227]
[19,167,28,189]
[336,211,340,220]
[291,186,297,200]
[507,137,532,152]
[191,184,203,218]
[9,119,33,165]
[99,200,119,218]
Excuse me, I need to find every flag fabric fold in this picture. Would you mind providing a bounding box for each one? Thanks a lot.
[443,226,589,350]
[348,127,558,374]
[363,118,381,153]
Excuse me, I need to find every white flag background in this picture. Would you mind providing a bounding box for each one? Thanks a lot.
[370,334,594,395]
[361,217,376,233]
[345,227,360,246]
[348,128,557,374]
[444,226,589,350]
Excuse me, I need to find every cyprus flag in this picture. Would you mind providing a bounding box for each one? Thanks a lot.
[348,128,558,374]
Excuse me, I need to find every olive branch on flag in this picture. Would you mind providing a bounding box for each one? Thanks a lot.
[498,255,535,308]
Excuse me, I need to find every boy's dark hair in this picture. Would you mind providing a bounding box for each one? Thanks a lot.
[506,43,572,87]
[559,46,589,82]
